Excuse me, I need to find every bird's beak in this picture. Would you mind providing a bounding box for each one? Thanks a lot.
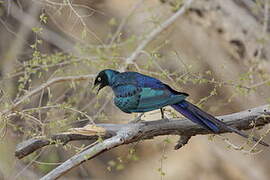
[92,83,100,95]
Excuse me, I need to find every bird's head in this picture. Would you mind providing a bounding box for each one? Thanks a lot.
[93,69,119,94]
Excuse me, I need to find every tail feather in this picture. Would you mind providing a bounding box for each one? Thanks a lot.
[171,100,269,147]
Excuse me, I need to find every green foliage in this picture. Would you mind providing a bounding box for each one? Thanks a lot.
[40,13,48,24]
[109,18,118,26]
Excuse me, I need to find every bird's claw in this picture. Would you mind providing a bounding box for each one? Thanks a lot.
[129,113,144,123]
[129,119,144,124]
[163,117,170,122]
[160,109,170,122]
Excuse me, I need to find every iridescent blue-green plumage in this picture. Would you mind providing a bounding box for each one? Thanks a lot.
[93,69,268,146]
[111,71,188,113]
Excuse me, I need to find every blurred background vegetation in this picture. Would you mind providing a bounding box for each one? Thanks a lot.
[0,0,270,179]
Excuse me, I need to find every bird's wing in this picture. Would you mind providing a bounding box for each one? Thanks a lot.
[135,87,187,111]
[113,84,140,97]
[112,72,188,112]
[133,72,188,111]
[132,72,189,95]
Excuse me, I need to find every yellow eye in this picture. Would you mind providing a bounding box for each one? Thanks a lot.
[98,77,101,81]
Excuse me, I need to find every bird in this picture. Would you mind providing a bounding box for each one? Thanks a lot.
[93,69,269,146]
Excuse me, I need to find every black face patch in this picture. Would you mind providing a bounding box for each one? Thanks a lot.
[94,71,109,93]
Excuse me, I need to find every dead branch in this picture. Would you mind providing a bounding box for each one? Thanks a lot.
[15,104,270,179]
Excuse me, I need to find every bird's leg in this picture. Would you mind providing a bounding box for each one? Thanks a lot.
[160,108,169,121]
[129,113,144,123]
[160,108,165,119]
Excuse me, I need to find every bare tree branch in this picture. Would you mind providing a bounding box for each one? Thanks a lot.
[15,104,270,179]
[121,0,194,70]
[40,133,127,180]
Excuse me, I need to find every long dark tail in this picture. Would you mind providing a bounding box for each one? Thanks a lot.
[171,100,269,147]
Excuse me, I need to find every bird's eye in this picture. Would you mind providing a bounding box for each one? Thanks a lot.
[98,77,101,81]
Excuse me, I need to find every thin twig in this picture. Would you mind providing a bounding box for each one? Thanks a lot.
[109,0,144,45]
[66,0,104,45]
[2,74,95,115]
[121,0,194,70]
[7,1,76,53]
[256,0,269,60]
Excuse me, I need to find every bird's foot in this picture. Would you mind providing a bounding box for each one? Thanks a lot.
[129,113,144,123]
[160,108,169,122]
[163,116,170,122]
[162,116,170,122]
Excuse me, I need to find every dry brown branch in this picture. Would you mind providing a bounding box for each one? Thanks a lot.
[15,104,270,179]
